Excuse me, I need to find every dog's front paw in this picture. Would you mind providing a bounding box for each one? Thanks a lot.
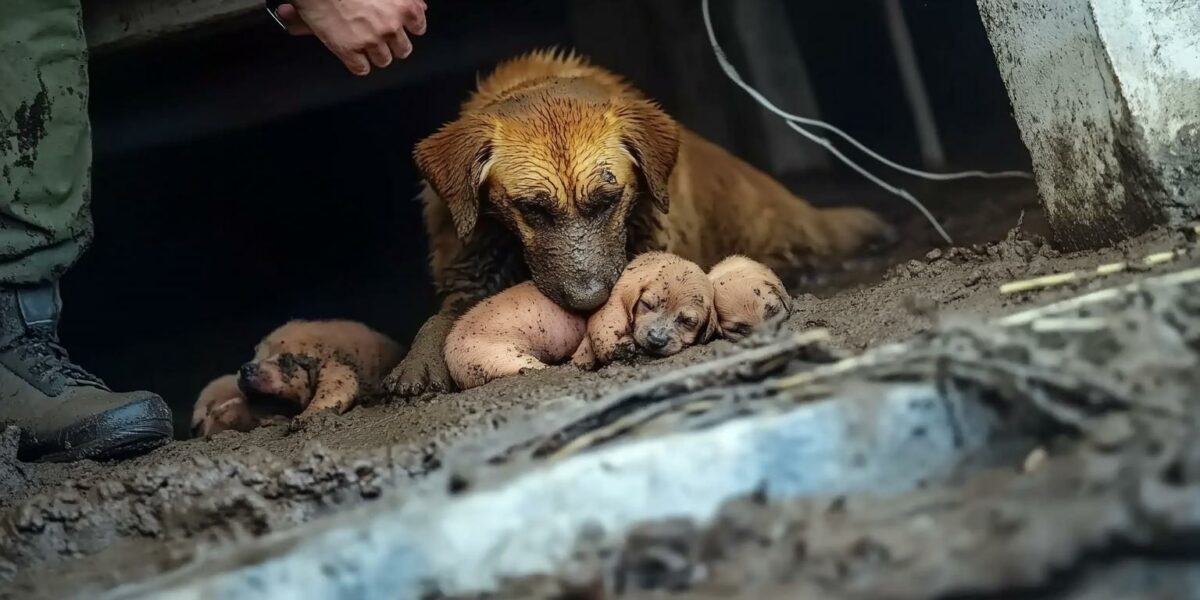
[385,312,460,398]
[385,348,455,398]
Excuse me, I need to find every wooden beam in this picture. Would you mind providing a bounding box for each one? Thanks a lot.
[83,0,260,52]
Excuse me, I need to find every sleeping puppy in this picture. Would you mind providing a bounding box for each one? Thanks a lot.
[443,282,587,390]
[238,320,405,417]
[572,252,718,369]
[391,49,893,396]
[709,255,793,341]
[190,374,291,438]
[444,252,716,389]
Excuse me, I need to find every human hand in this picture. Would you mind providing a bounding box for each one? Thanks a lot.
[275,0,427,76]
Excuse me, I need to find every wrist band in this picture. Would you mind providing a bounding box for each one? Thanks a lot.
[265,0,288,30]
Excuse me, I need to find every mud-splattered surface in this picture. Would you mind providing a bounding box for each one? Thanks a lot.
[1,180,1198,597]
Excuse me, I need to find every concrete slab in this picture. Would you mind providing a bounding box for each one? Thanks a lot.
[99,382,1014,600]
[977,0,1200,250]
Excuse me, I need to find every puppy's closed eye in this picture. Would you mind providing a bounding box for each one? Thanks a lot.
[723,322,752,337]
[764,303,782,319]
[677,315,699,329]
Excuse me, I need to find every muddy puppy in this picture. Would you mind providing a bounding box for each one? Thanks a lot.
[709,256,793,341]
[444,282,587,390]
[239,320,405,417]
[573,252,718,369]
[191,374,292,437]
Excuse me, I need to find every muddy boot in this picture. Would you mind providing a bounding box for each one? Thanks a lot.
[0,285,172,462]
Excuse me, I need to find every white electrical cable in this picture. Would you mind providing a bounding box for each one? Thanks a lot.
[701,0,1035,244]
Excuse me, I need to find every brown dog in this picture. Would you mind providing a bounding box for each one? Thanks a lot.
[709,255,793,341]
[239,320,404,417]
[573,252,717,369]
[443,282,587,390]
[390,49,892,395]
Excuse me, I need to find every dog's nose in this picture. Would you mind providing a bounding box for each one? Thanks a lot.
[238,362,258,380]
[565,280,610,312]
[645,328,670,350]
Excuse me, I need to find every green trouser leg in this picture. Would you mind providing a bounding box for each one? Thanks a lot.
[0,0,93,286]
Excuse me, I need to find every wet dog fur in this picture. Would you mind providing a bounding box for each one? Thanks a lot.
[708,255,793,341]
[391,49,892,395]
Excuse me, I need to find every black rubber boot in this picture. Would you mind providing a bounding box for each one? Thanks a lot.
[0,284,172,462]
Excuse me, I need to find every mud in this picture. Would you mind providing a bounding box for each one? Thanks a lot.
[454,266,1200,600]
[1,181,1198,597]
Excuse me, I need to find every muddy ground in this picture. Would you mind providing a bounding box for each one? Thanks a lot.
[1,179,1198,597]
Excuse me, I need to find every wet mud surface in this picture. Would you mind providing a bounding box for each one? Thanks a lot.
[2,181,1199,597]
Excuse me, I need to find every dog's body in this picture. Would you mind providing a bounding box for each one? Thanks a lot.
[389,50,891,395]
[240,320,404,416]
[572,252,717,369]
[709,256,792,341]
[444,282,587,390]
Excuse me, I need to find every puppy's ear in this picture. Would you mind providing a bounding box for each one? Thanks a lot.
[621,280,644,325]
[616,100,680,214]
[767,281,794,318]
[702,303,722,343]
[414,116,496,240]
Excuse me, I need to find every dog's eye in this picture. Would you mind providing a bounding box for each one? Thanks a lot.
[764,303,781,319]
[677,315,699,329]
[639,297,655,312]
[586,190,622,217]
[515,199,553,225]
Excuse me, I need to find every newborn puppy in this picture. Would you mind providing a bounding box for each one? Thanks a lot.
[239,320,404,416]
[573,252,718,369]
[191,374,292,437]
[192,374,254,437]
[444,282,587,390]
[708,255,792,341]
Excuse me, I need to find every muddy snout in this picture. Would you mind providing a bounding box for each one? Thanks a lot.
[636,318,683,357]
[237,361,277,395]
[565,276,615,311]
[644,326,671,352]
[526,224,626,311]
[534,265,622,312]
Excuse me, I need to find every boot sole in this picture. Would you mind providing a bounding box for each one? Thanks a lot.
[29,396,174,463]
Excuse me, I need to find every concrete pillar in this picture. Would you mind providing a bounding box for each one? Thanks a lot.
[728,0,829,175]
[977,0,1200,250]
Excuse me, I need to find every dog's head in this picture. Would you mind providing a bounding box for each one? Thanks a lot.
[415,82,680,311]
[238,337,321,408]
[709,256,792,341]
[615,253,718,357]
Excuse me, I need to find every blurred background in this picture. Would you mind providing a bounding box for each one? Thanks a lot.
[70,0,1035,434]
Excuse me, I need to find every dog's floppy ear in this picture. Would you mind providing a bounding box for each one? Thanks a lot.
[414,116,495,240]
[767,280,794,318]
[617,100,680,214]
[621,279,644,325]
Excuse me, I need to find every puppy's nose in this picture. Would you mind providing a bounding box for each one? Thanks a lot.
[566,280,610,312]
[238,362,259,381]
[645,328,670,350]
